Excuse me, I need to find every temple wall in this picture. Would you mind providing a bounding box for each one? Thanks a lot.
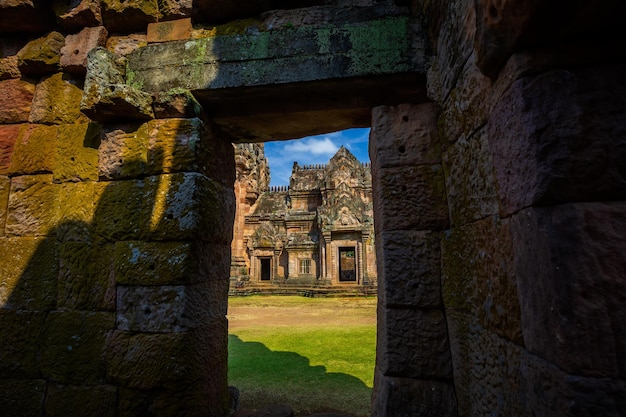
[0,0,625,416]
[370,0,626,415]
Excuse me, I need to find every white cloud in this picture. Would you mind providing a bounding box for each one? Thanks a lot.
[283,136,339,156]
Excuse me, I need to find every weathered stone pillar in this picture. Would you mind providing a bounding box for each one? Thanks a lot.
[369,102,457,417]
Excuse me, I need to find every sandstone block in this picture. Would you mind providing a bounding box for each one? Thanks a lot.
[58,242,115,311]
[101,0,160,33]
[107,322,227,389]
[489,66,626,216]
[116,282,227,332]
[153,89,203,119]
[99,122,148,179]
[53,0,102,31]
[53,122,100,183]
[371,375,457,417]
[0,236,58,310]
[45,384,116,417]
[56,182,97,241]
[142,173,235,243]
[0,55,20,80]
[146,118,206,174]
[376,230,441,308]
[0,310,45,378]
[41,310,115,384]
[0,79,35,123]
[369,103,441,169]
[511,203,626,378]
[105,34,147,56]
[0,124,20,174]
[372,164,449,232]
[30,73,89,124]
[60,26,108,75]
[8,124,58,175]
[0,176,8,235]
[17,32,65,75]
[0,1,54,33]
[92,179,143,242]
[0,379,46,417]
[114,241,230,285]
[147,18,192,43]
[6,174,60,236]
[441,215,522,343]
[377,307,452,379]
[442,126,499,227]
[519,349,626,417]
[446,310,525,416]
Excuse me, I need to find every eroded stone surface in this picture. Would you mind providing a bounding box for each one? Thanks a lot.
[53,0,102,30]
[60,26,108,75]
[0,79,35,123]
[6,174,60,237]
[45,384,117,417]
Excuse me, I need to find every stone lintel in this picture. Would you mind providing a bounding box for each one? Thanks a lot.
[123,16,429,140]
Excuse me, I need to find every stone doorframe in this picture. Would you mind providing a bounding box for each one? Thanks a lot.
[76,11,454,416]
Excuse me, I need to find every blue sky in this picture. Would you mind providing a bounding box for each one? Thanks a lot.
[264,128,371,186]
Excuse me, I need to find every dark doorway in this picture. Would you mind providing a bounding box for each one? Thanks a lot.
[260,258,272,281]
[338,247,356,282]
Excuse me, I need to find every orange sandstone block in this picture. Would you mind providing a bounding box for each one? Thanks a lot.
[0,79,35,123]
[147,18,192,43]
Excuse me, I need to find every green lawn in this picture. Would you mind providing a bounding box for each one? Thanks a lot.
[228,296,377,416]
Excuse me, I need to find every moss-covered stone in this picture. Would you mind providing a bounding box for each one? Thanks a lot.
[114,240,195,285]
[41,310,115,384]
[152,89,203,119]
[45,384,117,417]
[99,122,148,180]
[0,236,58,310]
[92,179,143,242]
[146,118,205,174]
[54,123,101,183]
[0,379,46,417]
[141,173,235,243]
[0,310,45,378]
[58,242,115,311]
[29,72,89,124]
[6,174,60,237]
[17,32,65,75]
[8,124,59,176]
[56,181,97,242]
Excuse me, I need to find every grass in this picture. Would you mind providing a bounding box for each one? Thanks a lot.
[228,295,377,416]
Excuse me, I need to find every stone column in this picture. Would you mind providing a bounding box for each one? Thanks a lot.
[370,102,457,417]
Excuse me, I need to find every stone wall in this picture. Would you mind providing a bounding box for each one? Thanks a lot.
[370,0,626,416]
[1,0,625,416]
[0,2,236,416]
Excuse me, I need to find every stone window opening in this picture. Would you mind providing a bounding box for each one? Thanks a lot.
[299,258,312,275]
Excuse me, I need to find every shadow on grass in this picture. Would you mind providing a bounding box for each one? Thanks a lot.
[228,335,372,416]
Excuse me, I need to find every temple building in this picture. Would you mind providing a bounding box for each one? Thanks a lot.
[230,144,377,289]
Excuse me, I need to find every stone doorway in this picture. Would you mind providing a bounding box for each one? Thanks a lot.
[260,258,272,281]
[339,247,357,282]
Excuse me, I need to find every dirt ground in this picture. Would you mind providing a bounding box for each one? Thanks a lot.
[227,296,377,330]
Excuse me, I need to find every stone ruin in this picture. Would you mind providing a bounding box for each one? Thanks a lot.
[231,144,377,291]
[0,0,625,416]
